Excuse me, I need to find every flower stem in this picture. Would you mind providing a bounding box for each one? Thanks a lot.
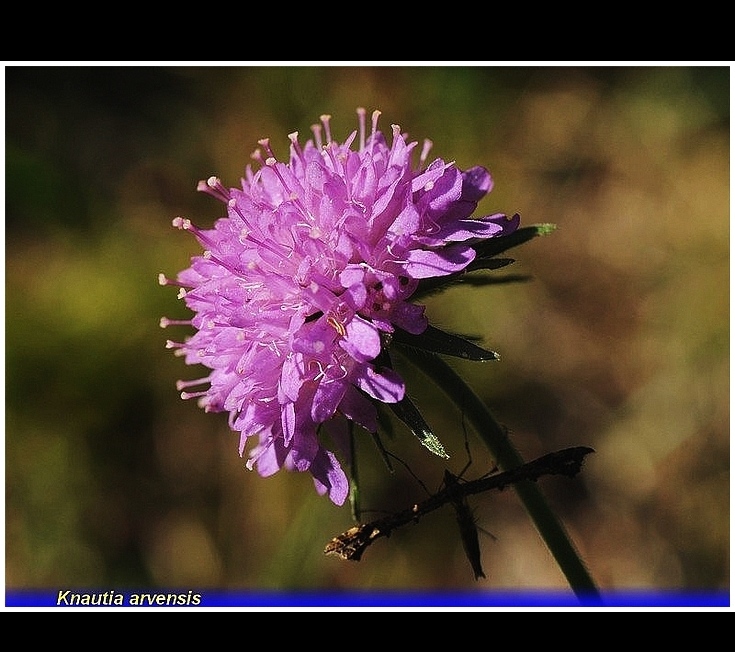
[402,350,601,603]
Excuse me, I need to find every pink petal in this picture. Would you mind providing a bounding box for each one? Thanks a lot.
[354,364,405,403]
[340,315,381,362]
[404,245,476,278]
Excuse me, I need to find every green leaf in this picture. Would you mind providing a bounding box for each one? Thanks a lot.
[456,274,532,286]
[388,395,450,459]
[465,257,515,273]
[411,224,555,300]
[414,258,515,299]
[393,325,499,361]
[472,223,557,260]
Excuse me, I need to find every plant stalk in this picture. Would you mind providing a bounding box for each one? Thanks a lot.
[404,350,601,603]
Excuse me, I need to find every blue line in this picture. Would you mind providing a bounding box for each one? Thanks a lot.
[5,589,730,608]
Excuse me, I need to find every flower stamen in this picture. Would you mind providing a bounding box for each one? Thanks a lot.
[357,107,367,151]
[311,122,323,149]
[196,176,232,203]
[320,114,333,144]
[160,317,192,328]
[327,315,347,337]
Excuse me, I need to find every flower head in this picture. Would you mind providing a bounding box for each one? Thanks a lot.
[162,109,519,505]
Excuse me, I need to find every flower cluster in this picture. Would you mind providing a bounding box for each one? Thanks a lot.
[161,109,519,505]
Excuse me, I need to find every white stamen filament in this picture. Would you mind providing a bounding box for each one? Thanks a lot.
[357,107,366,151]
[288,131,305,165]
[176,377,211,391]
[258,138,276,159]
[158,273,188,288]
[368,110,381,155]
[160,317,192,328]
[420,139,433,169]
[181,390,208,400]
[320,114,332,143]
[196,176,232,204]
[311,123,323,149]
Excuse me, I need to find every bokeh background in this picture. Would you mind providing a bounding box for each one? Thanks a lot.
[5,65,729,599]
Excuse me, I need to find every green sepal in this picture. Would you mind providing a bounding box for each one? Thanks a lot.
[472,223,557,260]
[388,395,450,459]
[457,273,532,287]
[413,258,515,299]
[465,257,516,273]
[411,224,555,300]
[393,324,499,361]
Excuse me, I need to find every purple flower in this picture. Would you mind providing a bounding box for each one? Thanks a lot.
[161,109,519,505]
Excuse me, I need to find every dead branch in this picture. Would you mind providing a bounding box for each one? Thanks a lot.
[324,446,594,562]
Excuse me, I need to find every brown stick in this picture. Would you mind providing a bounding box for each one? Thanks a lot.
[324,446,594,562]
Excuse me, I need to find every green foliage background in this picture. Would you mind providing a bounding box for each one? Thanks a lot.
[5,65,729,595]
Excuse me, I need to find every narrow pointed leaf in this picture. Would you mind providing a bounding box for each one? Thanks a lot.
[465,257,515,273]
[389,395,450,459]
[414,257,515,299]
[459,273,532,286]
[393,325,499,361]
[473,223,557,260]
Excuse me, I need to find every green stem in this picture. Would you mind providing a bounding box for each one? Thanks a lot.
[403,351,601,603]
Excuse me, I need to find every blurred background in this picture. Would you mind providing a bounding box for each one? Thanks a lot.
[4,65,729,599]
